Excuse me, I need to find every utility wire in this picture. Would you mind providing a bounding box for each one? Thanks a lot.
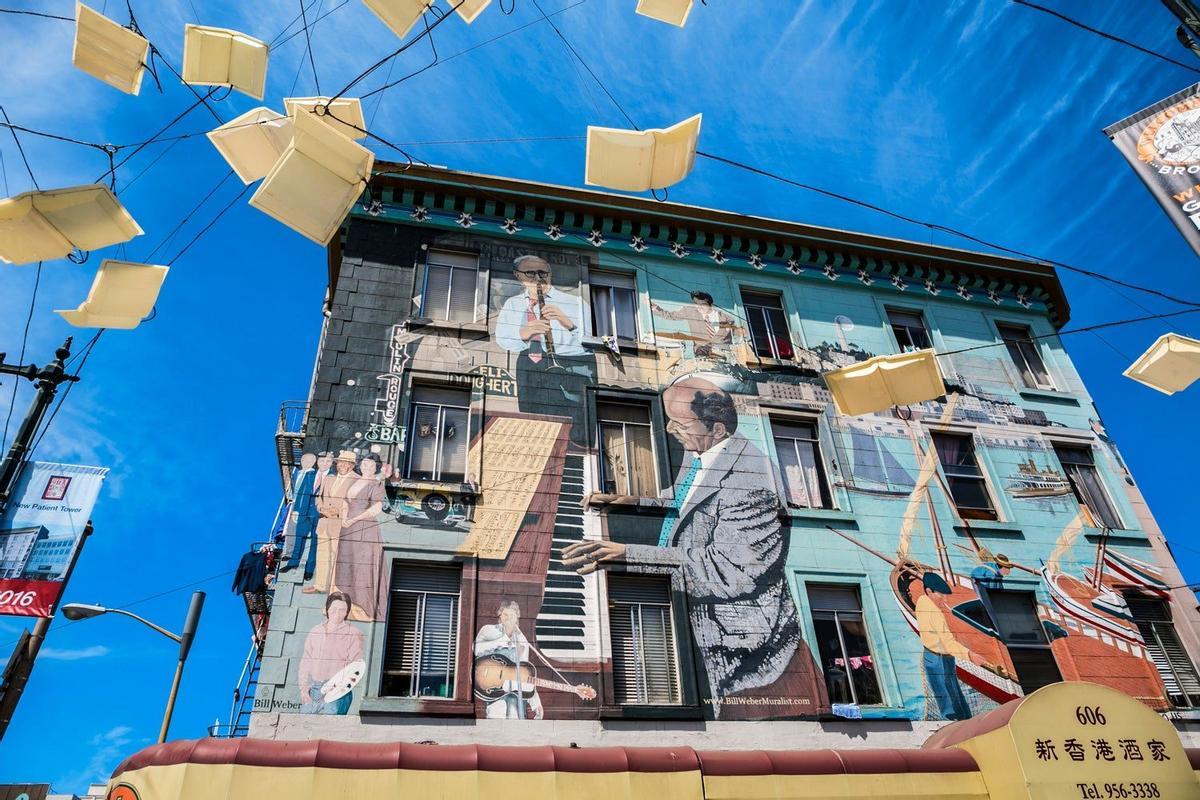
[298,0,323,94]
[0,105,39,190]
[1010,0,1200,75]
[142,170,237,262]
[165,182,251,266]
[939,307,1200,356]
[1,262,42,453]
[0,8,72,21]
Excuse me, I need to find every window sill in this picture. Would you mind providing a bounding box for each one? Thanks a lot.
[599,704,703,721]
[1083,527,1146,544]
[953,520,1025,538]
[585,492,669,513]
[1017,388,1082,406]
[391,478,475,497]
[583,336,659,357]
[409,317,489,335]
[785,507,859,526]
[359,696,476,717]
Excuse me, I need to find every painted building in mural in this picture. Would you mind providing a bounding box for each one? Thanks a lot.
[241,164,1200,746]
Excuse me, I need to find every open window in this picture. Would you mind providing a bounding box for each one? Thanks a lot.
[741,289,794,360]
[406,386,470,482]
[930,432,998,521]
[1053,444,1122,529]
[590,270,639,342]
[887,307,932,352]
[997,322,1053,390]
[807,584,883,706]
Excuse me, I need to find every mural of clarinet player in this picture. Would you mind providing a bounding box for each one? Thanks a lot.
[495,254,596,447]
[473,600,596,719]
[562,374,826,719]
[299,591,365,715]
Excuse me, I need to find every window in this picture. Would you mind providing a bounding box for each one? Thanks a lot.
[1124,593,1200,708]
[608,575,681,705]
[887,308,931,352]
[406,386,470,482]
[381,562,461,698]
[807,585,883,706]
[597,400,658,496]
[987,589,1062,694]
[421,250,478,323]
[931,432,998,520]
[771,418,832,509]
[591,271,638,341]
[997,323,1053,390]
[741,290,794,360]
[1053,445,1122,530]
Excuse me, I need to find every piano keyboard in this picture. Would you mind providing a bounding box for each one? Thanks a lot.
[534,454,601,662]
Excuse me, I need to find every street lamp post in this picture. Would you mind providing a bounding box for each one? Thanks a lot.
[62,591,205,743]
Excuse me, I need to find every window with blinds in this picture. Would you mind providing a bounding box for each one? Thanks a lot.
[381,562,461,699]
[422,250,479,323]
[406,386,470,482]
[1124,593,1200,708]
[608,575,681,706]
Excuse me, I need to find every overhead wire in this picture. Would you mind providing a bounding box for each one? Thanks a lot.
[298,0,323,94]
[0,8,73,21]
[1,262,42,453]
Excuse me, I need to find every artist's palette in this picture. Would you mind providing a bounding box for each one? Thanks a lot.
[320,659,366,703]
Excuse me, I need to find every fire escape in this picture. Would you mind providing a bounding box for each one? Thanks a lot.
[209,402,308,738]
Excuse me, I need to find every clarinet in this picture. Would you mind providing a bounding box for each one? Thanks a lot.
[536,282,564,370]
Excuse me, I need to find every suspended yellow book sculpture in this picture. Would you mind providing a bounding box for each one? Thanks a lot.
[207,107,295,184]
[635,0,694,27]
[453,0,491,23]
[585,113,702,193]
[249,110,375,245]
[0,184,142,265]
[1123,332,1200,395]
[56,259,168,329]
[72,2,150,94]
[182,24,269,100]
[362,0,435,38]
[284,96,367,141]
[824,349,946,417]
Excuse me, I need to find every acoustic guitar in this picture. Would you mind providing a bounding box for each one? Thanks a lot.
[473,652,596,702]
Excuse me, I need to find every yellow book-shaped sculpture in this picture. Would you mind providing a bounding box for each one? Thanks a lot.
[362,0,435,38]
[55,259,168,329]
[1123,332,1200,395]
[284,96,367,141]
[585,114,702,192]
[0,184,143,265]
[182,24,269,100]
[206,107,295,184]
[635,0,694,27]
[824,349,946,417]
[249,110,375,245]
[72,2,150,94]
[453,0,491,23]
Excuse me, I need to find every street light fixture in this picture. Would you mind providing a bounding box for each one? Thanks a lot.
[61,591,205,744]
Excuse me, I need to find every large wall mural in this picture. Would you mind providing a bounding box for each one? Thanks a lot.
[255,224,1190,727]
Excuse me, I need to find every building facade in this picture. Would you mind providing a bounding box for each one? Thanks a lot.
[246,165,1200,748]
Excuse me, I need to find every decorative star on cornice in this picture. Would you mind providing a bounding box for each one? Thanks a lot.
[891,274,908,291]
[786,258,803,275]
[410,206,429,222]
[545,223,564,240]
[670,241,688,258]
[365,199,384,217]
[630,235,648,252]
[987,289,1002,305]
[1016,292,1032,309]
[822,264,839,280]
[587,229,606,247]
[456,212,475,228]
[924,279,940,296]
[748,253,765,270]
[955,284,973,301]
[856,268,874,286]
[711,248,727,264]
[501,218,521,235]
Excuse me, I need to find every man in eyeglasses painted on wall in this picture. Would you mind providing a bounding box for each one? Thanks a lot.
[495,254,595,446]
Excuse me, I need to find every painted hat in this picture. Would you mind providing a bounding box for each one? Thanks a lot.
[994,553,1014,569]
[334,449,358,463]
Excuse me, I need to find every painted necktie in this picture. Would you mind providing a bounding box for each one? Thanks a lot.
[657,456,701,547]
[525,297,543,364]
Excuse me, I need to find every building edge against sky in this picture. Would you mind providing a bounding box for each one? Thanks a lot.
[231,162,1200,748]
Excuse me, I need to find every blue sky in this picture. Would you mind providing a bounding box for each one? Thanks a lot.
[2,0,1200,791]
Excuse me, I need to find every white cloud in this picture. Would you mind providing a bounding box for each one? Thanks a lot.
[39,644,112,660]
[56,724,135,794]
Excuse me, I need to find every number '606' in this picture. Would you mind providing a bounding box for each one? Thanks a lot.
[1076,705,1107,725]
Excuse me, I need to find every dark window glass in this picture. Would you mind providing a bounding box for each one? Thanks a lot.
[1054,445,1122,529]
[931,433,998,520]
[772,419,831,509]
[997,323,1053,389]
[1125,593,1200,708]
[381,563,461,698]
[423,250,478,323]
[887,308,932,352]
[406,386,470,482]
[741,290,794,360]
[807,585,883,706]
[591,272,638,341]
[987,589,1062,694]
[608,575,681,705]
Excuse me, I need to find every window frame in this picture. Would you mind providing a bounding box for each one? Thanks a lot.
[994,320,1056,391]
[739,288,795,361]
[929,430,1000,521]
[595,398,661,497]
[982,587,1063,695]
[768,415,834,510]
[404,384,472,483]
[805,583,884,707]
[885,306,932,353]
[589,269,640,342]
[606,573,683,707]
[1052,443,1124,530]
[1123,592,1200,709]
[379,561,463,701]
[419,248,480,324]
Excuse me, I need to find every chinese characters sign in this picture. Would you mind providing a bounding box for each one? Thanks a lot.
[0,462,106,617]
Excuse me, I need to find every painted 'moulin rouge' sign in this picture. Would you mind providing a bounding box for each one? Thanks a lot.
[0,461,106,617]
[1105,83,1200,257]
